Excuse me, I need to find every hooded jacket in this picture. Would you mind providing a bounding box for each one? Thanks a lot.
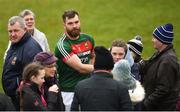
[112,59,145,103]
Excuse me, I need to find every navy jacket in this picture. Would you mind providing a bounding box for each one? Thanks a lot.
[2,32,42,97]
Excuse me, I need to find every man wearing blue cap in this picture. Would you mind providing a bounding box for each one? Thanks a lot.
[138,23,180,110]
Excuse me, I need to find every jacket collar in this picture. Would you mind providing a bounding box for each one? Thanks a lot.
[11,32,31,48]
[150,44,173,61]
[92,70,113,78]
[44,76,56,87]
[159,44,173,55]
[24,82,43,95]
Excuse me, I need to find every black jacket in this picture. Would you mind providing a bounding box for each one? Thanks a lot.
[71,71,132,111]
[140,44,180,110]
[44,76,65,111]
[2,32,42,97]
[22,82,58,111]
[0,93,15,111]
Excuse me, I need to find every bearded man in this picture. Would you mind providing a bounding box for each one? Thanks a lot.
[54,10,95,111]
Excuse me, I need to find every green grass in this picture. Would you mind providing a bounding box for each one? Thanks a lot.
[0,0,180,92]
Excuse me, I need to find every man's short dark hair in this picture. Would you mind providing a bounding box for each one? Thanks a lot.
[62,9,79,22]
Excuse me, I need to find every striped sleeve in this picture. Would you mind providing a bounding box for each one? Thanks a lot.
[56,34,74,62]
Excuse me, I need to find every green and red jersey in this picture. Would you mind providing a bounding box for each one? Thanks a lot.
[54,33,95,92]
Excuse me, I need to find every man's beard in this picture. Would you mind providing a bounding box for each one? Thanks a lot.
[66,28,81,38]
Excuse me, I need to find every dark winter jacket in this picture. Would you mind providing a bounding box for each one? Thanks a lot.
[71,71,132,111]
[21,82,58,111]
[131,63,141,81]
[0,93,15,111]
[140,44,180,110]
[44,76,65,111]
[2,32,42,97]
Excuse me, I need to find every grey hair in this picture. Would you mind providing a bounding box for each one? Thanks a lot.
[19,9,35,18]
[8,16,26,29]
[112,59,136,89]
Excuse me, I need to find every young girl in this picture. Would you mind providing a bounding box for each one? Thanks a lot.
[33,52,65,110]
[20,62,59,110]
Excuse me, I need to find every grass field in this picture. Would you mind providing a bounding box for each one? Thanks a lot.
[0,0,180,92]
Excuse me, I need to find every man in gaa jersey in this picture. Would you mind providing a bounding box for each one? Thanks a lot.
[54,10,95,111]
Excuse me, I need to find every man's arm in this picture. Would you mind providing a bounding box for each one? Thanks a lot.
[3,41,11,61]
[65,54,94,74]
[143,60,174,109]
[42,33,50,52]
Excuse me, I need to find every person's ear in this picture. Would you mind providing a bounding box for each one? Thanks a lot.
[30,75,36,81]
[63,22,66,29]
[24,27,27,31]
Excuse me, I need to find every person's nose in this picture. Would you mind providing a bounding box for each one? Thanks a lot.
[152,37,155,42]
[42,79,45,83]
[72,24,76,28]
[115,55,121,61]
[73,23,78,28]
[11,31,16,37]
